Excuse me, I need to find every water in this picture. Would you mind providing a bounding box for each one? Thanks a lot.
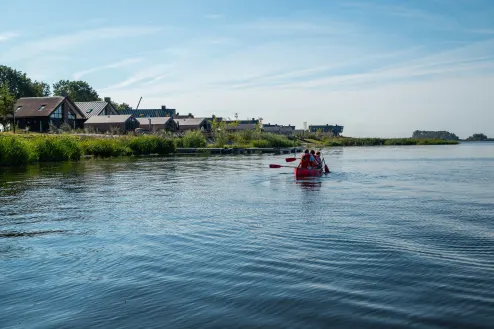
[1,142,493,329]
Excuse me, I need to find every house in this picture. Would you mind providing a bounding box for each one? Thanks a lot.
[263,123,295,135]
[136,117,178,132]
[223,118,262,131]
[309,124,344,136]
[84,115,140,133]
[118,105,176,118]
[174,118,210,132]
[75,97,118,119]
[13,96,86,132]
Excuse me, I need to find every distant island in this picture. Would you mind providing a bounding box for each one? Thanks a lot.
[464,133,494,141]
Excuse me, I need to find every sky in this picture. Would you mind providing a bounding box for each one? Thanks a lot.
[1,0,494,138]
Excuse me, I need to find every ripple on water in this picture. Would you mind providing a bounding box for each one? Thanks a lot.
[1,145,494,329]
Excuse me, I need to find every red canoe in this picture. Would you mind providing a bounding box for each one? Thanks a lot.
[294,167,324,177]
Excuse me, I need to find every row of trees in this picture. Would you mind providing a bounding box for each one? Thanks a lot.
[0,65,131,126]
[412,130,460,140]
[466,133,492,141]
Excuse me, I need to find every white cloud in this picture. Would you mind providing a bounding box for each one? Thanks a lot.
[73,58,144,80]
[0,32,18,42]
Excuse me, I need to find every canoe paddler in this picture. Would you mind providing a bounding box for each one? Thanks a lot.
[299,149,317,169]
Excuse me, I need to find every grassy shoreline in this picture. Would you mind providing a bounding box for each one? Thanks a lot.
[1,132,459,167]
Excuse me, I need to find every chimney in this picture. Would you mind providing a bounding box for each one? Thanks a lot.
[161,105,166,110]
[104,97,111,103]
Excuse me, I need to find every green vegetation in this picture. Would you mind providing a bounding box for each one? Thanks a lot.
[412,130,459,140]
[52,80,100,102]
[181,130,207,148]
[466,133,492,141]
[203,124,300,148]
[324,137,458,147]
[0,134,176,167]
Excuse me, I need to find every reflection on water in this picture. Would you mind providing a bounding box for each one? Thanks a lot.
[1,145,494,329]
[294,179,323,191]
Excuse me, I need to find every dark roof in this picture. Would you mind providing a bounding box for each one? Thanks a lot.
[136,117,172,125]
[75,101,117,119]
[85,115,134,124]
[14,97,65,118]
[118,109,176,117]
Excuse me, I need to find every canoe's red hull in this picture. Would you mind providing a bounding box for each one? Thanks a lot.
[294,167,324,177]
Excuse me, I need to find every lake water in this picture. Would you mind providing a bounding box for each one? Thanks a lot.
[1,142,493,329]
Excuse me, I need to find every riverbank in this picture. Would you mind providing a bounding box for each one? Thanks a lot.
[0,133,459,167]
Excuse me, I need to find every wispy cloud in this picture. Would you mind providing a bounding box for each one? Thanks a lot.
[235,18,361,37]
[73,58,143,80]
[100,64,176,91]
[0,32,18,42]
[0,26,163,62]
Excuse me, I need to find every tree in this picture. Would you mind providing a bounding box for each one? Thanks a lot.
[0,65,50,98]
[0,82,15,128]
[52,80,99,102]
[113,102,132,111]
[412,130,459,140]
[466,133,488,141]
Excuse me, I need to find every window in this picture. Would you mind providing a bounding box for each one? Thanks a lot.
[68,109,75,120]
[16,106,22,112]
[86,109,93,114]
[38,105,46,111]
[50,104,63,119]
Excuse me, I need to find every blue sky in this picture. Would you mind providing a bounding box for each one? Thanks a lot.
[1,0,494,138]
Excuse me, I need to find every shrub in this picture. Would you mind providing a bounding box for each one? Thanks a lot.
[251,139,270,148]
[35,136,82,162]
[128,136,175,155]
[182,130,206,148]
[81,139,132,157]
[0,135,34,166]
[260,133,297,147]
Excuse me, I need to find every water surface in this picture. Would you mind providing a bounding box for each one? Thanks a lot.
[1,143,493,328]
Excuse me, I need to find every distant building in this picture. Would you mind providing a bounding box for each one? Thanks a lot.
[84,115,140,133]
[262,123,296,135]
[75,97,118,119]
[136,117,178,132]
[118,105,176,118]
[13,96,86,132]
[223,118,262,131]
[174,118,211,132]
[308,124,344,136]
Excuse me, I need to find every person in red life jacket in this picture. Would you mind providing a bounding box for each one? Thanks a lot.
[299,149,317,169]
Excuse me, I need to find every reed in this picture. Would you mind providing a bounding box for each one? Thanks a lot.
[181,130,207,148]
[127,135,175,155]
[0,135,35,166]
[0,134,176,166]
[326,137,459,146]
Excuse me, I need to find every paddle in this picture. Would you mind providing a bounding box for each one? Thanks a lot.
[269,164,297,169]
[285,157,298,162]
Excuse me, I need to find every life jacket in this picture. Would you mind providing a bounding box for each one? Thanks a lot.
[300,153,311,168]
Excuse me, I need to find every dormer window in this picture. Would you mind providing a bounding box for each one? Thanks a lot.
[38,105,46,111]
[16,106,22,112]
[86,109,93,114]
